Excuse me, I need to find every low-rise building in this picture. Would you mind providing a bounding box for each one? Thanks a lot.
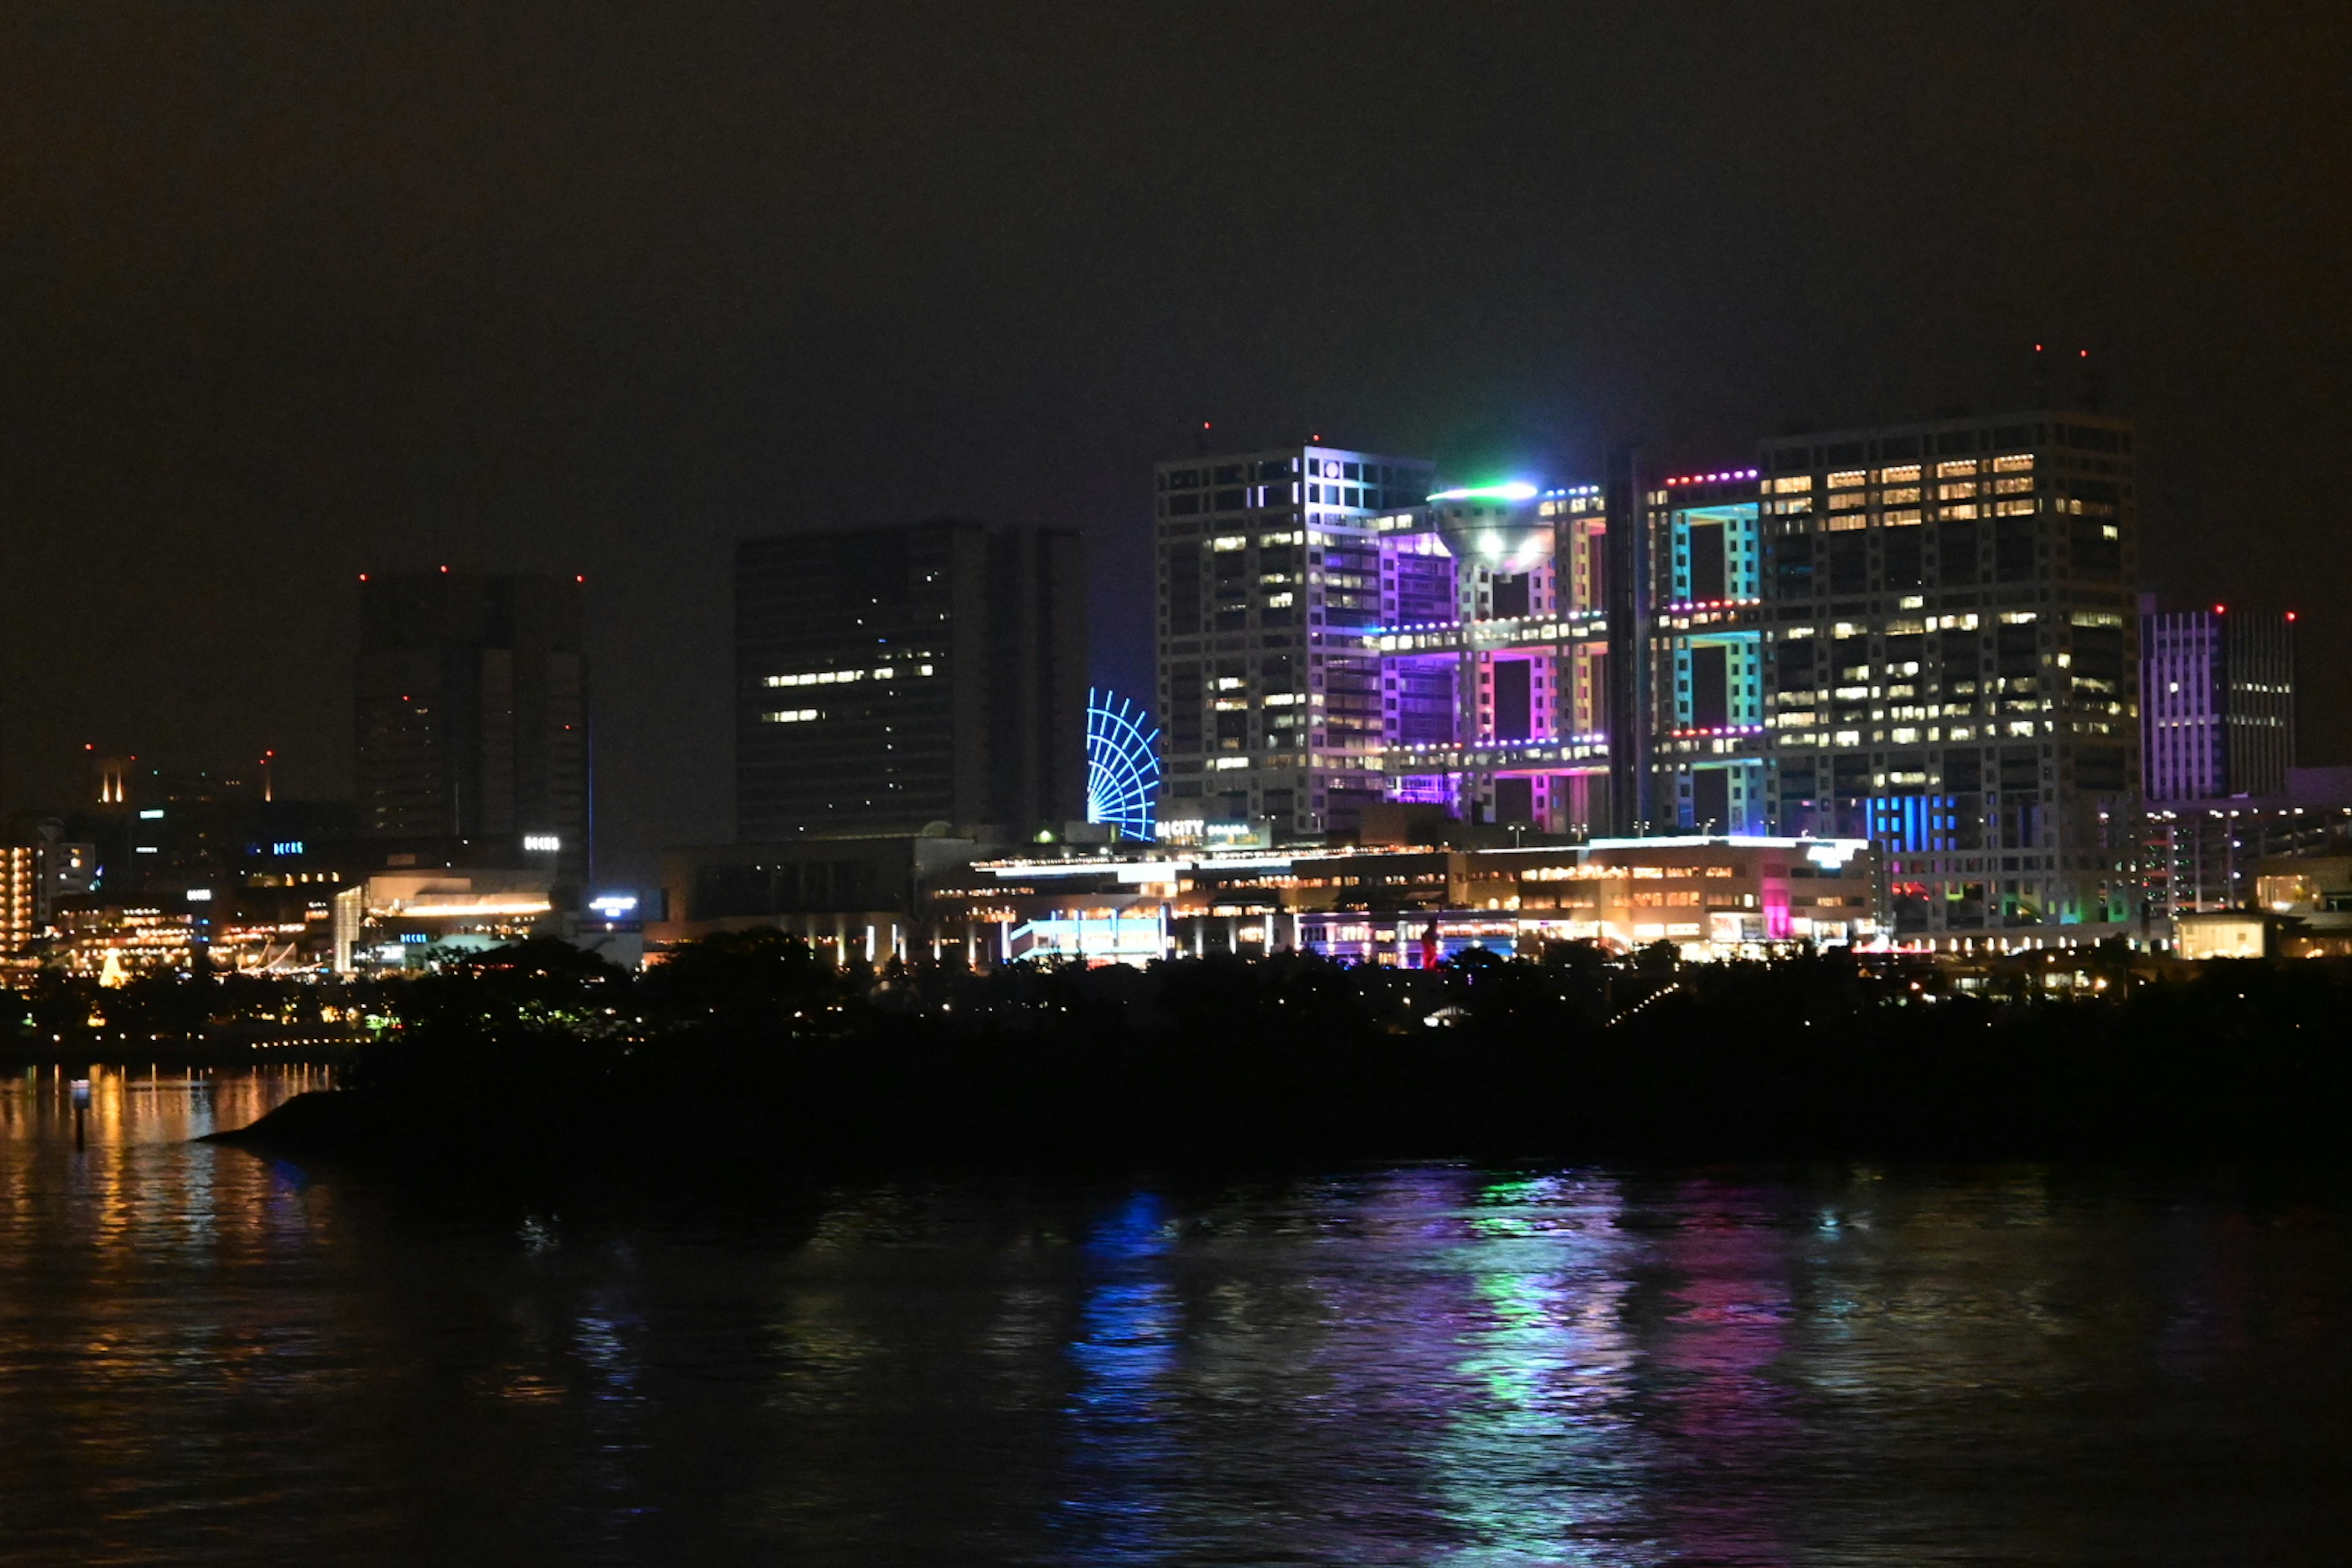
[331,870,561,972]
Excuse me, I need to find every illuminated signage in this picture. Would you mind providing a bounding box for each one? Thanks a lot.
[522,834,562,853]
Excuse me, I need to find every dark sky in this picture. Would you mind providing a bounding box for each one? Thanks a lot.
[4,2,2346,885]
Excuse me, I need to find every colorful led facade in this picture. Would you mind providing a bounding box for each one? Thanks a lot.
[1648,469,1768,835]
[1156,407,2144,937]
[2140,600,2294,804]
[1362,484,1614,832]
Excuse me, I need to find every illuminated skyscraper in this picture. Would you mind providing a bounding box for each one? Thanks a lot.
[353,571,589,887]
[1753,410,2139,932]
[735,521,1087,839]
[2140,598,2294,803]
[1153,412,2145,937]
[1358,480,1616,834]
[1154,444,1434,837]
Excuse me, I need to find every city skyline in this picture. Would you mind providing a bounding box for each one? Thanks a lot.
[1,3,2345,893]
[9,400,2326,888]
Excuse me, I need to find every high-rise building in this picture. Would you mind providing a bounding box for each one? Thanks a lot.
[1351,481,1616,835]
[735,521,1086,840]
[353,571,589,888]
[1641,464,1771,837]
[1155,444,1435,837]
[1751,410,2140,932]
[2139,598,2294,802]
[1152,410,2144,936]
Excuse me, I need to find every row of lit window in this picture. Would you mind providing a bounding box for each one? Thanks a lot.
[1777,720,2056,747]
[764,663,936,688]
[1785,496,2043,525]
[1522,864,1741,882]
[1767,456,2036,495]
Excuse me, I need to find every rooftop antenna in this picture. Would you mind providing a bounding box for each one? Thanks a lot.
[1194,420,1212,457]
[2078,347,2103,411]
[2031,342,2052,409]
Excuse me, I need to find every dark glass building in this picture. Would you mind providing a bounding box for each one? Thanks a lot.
[734,521,1086,840]
[353,571,589,888]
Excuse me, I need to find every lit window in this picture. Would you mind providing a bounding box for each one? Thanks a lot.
[764,709,821,723]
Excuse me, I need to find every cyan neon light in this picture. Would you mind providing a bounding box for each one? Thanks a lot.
[1085,687,1161,843]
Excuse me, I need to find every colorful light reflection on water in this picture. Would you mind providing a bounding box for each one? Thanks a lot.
[0,1075,2348,1564]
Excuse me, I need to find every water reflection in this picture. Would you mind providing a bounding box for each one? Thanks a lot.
[1061,1191,1180,1562]
[0,1077,2346,1564]
[1431,1174,1654,1567]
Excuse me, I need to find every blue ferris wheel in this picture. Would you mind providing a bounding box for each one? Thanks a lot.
[1085,687,1162,842]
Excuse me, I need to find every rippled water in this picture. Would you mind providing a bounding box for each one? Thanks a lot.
[1,1066,2348,1565]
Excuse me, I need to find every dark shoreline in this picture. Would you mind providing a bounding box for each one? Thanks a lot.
[170,940,2352,1183]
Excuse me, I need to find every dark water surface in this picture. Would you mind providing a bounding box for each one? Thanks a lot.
[2,1066,2348,1566]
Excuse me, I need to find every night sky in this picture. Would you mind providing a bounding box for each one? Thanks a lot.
[3,3,2345,884]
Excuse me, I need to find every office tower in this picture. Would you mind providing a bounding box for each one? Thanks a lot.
[1155,444,1434,837]
[1360,481,1614,833]
[1753,410,2140,932]
[1643,464,1771,837]
[736,521,1086,840]
[2140,599,2294,802]
[353,571,589,886]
